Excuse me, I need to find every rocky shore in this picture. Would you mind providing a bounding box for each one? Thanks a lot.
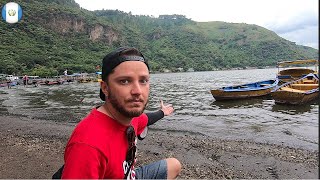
[0,115,318,179]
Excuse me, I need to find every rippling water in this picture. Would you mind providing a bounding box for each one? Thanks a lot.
[0,68,318,150]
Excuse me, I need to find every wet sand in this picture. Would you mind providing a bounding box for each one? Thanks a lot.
[0,115,318,179]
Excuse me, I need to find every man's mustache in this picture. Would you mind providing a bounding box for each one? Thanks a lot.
[126,98,144,103]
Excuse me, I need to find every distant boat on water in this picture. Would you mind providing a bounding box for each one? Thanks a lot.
[0,81,18,87]
[276,59,318,83]
[96,71,102,82]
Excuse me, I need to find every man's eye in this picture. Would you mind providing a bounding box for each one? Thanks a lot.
[140,79,149,84]
[120,80,129,84]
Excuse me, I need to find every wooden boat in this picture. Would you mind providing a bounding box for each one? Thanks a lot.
[96,71,102,82]
[271,73,319,105]
[0,81,18,87]
[276,59,318,83]
[78,78,94,83]
[38,80,64,85]
[211,79,279,101]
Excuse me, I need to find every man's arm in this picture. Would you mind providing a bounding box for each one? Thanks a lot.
[146,100,174,126]
[146,110,164,126]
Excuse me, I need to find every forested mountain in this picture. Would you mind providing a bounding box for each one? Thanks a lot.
[0,0,318,77]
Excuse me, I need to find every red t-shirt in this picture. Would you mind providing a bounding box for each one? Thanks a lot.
[61,108,148,179]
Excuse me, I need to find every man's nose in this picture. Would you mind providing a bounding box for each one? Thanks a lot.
[131,82,142,95]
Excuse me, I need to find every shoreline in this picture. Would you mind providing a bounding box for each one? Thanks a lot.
[0,115,318,179]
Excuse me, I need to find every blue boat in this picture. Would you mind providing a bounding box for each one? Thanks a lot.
[211,79,279,101]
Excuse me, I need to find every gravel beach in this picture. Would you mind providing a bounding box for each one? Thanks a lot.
[0,115,318,179]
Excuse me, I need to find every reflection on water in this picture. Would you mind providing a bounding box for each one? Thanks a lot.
[0,68,318,151]
[211,96,271,109]
[212,96,317,115]
[271,99,317,114]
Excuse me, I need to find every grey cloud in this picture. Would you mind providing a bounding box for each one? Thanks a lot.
[278,26,318,49]
[266,11,318,34]
[264,10,318,49]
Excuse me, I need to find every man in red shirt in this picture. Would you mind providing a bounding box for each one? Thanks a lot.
[56,47,181,179]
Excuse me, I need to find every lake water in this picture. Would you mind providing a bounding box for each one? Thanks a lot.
[0,68,318,151]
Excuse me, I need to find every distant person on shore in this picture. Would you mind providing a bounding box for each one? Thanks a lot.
[23,75,29,87]
[54,47,181,179]
[6,79,11,89]
[64,69,68,76]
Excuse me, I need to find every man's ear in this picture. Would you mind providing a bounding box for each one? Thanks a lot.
[101,81,109,97]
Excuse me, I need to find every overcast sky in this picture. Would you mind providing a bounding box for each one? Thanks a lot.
[74,0,318,49]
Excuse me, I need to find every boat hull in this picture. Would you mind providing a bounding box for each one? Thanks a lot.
[272,90,319,105]
[211,88,272,100]
[271,73,319,105]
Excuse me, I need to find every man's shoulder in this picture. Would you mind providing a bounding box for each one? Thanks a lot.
[77,108,113,129]
[68,110,116,149]
[131,113,148,128]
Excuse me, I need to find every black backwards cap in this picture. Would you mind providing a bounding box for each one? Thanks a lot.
[99,47,149,101]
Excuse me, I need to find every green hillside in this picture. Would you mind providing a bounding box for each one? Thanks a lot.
[0,0,318,77]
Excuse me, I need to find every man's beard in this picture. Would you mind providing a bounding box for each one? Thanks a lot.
[108,89,148,118]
